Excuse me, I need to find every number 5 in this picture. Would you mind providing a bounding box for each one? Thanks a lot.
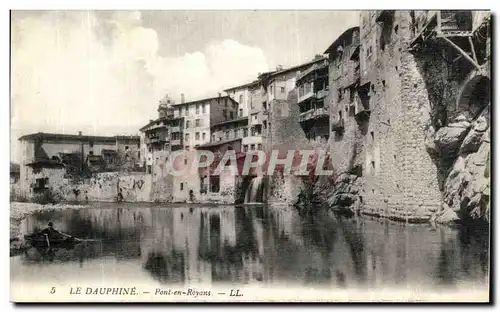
[50,287,56,294]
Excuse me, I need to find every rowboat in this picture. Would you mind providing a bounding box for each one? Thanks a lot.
[24,232,81,250]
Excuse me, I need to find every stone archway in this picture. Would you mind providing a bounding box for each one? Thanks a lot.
[456,71,490,120]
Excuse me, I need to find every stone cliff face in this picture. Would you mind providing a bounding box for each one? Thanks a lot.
[292,12,490,227]
[433,106,490,225]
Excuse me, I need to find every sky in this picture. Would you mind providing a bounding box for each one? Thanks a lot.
[10,10,359,162]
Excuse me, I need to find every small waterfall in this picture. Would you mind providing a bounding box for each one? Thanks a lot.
[244,176,264,204]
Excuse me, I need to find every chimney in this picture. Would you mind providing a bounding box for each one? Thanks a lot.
[181,93,185,104]
[78,131,84,171]
[218,92,221,98]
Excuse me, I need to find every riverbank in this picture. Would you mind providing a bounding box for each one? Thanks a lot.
[10,201,86,250]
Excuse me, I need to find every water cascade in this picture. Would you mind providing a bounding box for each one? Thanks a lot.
[244,176,264,204]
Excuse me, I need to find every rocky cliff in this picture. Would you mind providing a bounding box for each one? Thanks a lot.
[431,106,490,225]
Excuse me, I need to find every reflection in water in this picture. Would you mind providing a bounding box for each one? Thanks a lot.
[12,204,489,289]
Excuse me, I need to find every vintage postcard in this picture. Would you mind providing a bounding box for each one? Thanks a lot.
[10,10,491,303]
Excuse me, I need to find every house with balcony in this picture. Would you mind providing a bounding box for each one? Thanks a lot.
[224,80,260,119]
[17,131,140,199]
[167,94,239,202]
[210,117,249,152]
[171,94,239,151]
[296,59,330,142]
[140,94,184,174]
[258,57,328,151]
[243,81,267,151]
[324,26,362,139]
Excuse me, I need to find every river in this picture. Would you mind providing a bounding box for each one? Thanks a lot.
[10,203,489,292]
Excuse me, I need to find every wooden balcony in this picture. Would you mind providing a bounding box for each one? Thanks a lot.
[171,139,182,146]
[146,132,168,144]
[298,89,314,104]
[299,107,329,123]
[316,89,329,100]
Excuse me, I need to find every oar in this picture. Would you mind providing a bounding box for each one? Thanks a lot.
[59,231,100,243]
[44,234,51,250]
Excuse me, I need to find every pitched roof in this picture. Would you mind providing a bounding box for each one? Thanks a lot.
[170,95,238,107]
[267,57,328,79]
[324,26,360,54]
[223,80,260,92]
[26,159,65,169]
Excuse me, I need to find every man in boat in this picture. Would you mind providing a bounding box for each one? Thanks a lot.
[41,222,60,238]
[40,222,72,250]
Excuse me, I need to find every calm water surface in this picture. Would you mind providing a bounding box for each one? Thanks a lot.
[11,203,489,290]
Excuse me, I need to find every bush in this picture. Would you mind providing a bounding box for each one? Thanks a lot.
[10,193,28,203]
[33,188,62,205]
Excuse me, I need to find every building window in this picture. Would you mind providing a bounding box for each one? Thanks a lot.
[370,131,374,142]
[178,108,182,116]
[367,45,373,59]
[196,104,200,114]
[34,178,49,193]
[210,175,220,193]
[202,103,207,114]
[185,133,190,141]
[195,132,200,140]
[225,131,230,140]
[148,147,152,153]
[250,144,255,150]
[212,134,215,141]
[349,105,355,117]
[263,120,267,129]
[280,87,285,93]
[243,145,248,152]
[89,142,94,148]
[202,132,206,141]
[147,165,152,174]
[257,144,262,150]
[195,119,200,127]
[180,182,184,191]
[125,146,129,150]
[186,120,190,128]
[230,111,234,119]
[243,128,248,137]
[225,99,228,107]
[185,146,190,151]
[270,86,273,94]
[338,88,343,102]
[233,129,238,138]
[233,102,237,109]
[239,94,243,103]
[223,109,227,120]
[239,109,243,117]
